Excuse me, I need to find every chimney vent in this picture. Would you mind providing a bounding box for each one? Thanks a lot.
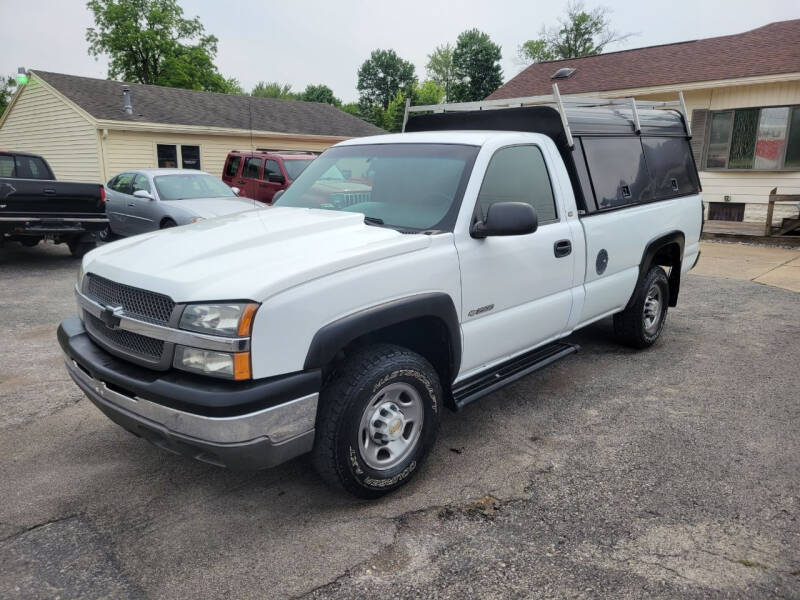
[122,86,133,115]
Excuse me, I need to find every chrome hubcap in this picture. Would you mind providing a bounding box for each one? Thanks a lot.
[643,284,662,334]
[358,382,423,471]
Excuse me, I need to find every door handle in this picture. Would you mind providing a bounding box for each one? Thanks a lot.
[259,183,268,188]
[554,239,572,258]
[43,188,56,195]
[237,180,246,184]
[127,202,136,207]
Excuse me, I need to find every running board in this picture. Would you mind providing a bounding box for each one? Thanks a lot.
[451,342,579,411]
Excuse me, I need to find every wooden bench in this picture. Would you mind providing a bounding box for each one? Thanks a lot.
[764,188,800,236]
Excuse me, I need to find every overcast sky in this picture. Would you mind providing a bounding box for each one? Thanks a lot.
[1,0,798,103]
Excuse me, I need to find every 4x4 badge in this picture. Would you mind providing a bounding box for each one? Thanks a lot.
[100,306,123,329]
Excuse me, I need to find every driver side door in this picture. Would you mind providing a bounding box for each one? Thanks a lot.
[456,144,576,378]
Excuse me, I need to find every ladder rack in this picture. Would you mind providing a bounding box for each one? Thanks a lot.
[402,83,691,144]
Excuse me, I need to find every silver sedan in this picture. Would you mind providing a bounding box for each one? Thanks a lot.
[102,169,262,238]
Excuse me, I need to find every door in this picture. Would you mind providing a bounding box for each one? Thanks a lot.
[105,172,137,235]
[456,144,575,377]
[259,159,286,203]
[240,157,263,199]
[123,174,157,234]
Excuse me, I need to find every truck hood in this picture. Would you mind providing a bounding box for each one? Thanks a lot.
[171,197,262,218]
[83,207,430,302]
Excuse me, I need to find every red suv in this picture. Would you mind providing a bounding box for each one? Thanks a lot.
[222,150,317,204]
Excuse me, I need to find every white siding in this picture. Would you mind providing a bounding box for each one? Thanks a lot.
[103,130,337,180]
[0,77,101,182]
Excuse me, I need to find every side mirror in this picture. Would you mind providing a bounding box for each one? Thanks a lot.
[231,186,241,196]
[133,189,154,201]
[272,189,285,202]
[268,173,286,185]
[471,202,538,239]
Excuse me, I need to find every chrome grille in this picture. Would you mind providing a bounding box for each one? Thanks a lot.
[85,274,175,325]
[330,192,371,207]
[84,312,164,362]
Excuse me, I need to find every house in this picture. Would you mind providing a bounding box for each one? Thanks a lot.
[0,71,382,183]
[488,20,800,224]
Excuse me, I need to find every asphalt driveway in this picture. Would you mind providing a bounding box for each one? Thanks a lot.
[1,241,798,599]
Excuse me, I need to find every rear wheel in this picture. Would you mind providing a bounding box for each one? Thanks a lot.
[312,344,441,498]
[613,266,669,348]
[160,219,176,229]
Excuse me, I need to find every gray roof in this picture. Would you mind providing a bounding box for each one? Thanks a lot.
[33,70,383,138]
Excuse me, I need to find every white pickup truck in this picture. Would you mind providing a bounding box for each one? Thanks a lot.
[59,93,702,497]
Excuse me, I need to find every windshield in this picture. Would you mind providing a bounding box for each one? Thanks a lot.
[274,144,479,231]
[283,159,314,180]
[154,174,237,200]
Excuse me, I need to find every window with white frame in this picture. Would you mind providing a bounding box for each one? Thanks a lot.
[704,105,800,171]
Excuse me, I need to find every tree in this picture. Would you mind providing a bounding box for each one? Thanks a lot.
[518,1,632,64]
[357,49,416,112]
[426,43,456,102]
[251,81,297,100]
[381,81,445,133]
[86,0,236,93]
[0,76,17,118]
[450,29,503,102]
[301,84,341,106]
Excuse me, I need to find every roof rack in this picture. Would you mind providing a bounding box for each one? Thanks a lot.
[403,83,691,147]
[254,148,320,155]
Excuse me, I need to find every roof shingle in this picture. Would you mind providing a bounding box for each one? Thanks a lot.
[488,20,800,100]
[33,71,384,138]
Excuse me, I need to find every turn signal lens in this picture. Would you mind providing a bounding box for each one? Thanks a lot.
[237,304,258,336]
[233,352,251,380]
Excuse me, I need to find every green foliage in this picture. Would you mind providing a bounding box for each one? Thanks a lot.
[375,81,445,133]
[357,49,416,112]
[450,29,503,102]
[301,84,341,106]
[251,81,297,100]
[86,0,236,93]
[426,43,455,102]
[518,1,631,63]
[340,102,361,117]
[0,76,17,118]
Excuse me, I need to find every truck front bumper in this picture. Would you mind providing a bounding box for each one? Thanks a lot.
[58,316,320,471]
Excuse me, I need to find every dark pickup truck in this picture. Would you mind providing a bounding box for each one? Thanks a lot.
[0,151,107,257]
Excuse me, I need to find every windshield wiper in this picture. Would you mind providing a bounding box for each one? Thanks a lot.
[363,216,384,226]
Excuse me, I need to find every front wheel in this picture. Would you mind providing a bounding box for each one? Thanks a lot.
[160,219,176,229]
[67,238,96,258]
[312,344,442,498]
[613,266,669,348]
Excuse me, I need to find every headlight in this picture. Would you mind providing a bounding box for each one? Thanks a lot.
[174,346,250,380]
[179,303,258,337]
[77,263,86,288]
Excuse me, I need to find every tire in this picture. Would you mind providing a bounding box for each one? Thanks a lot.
[160,219,176,229]
[67,238,96,258]
[312,343,442,499]
[97,225,119,243]
[613,265,670,349]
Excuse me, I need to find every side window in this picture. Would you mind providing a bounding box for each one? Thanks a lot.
[132,174,151,194]
[181,145,201,170]
[157,144,178,168]
[0,155,14,177]
[641,137,700,199]
[583,137,652,209]
[477,145,557,223]
[243,157,262,179]
[112,172,135,195]
[264,159,282,180]
[225,156,241,177]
